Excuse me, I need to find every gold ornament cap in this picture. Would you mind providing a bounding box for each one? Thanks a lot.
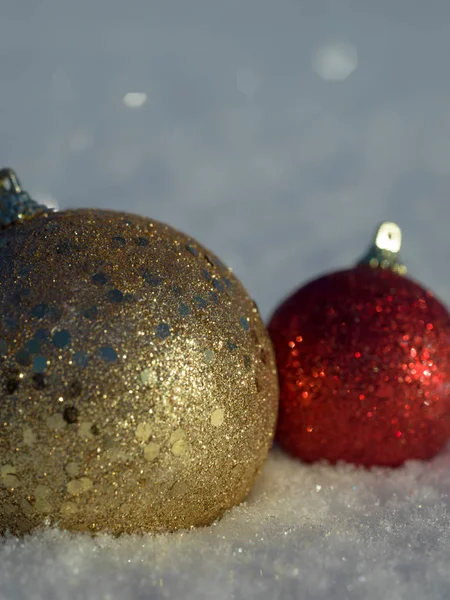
[0,168,52,228]
[358,221,407,275]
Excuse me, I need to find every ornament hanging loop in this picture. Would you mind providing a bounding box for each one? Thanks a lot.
[358,221,407,275]
[0,167,23,194]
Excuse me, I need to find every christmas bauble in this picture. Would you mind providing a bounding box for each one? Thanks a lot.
[0,169,278,535]
[269,222,450,467]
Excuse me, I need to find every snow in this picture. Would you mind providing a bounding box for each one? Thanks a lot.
[2,450,450,599]
[2,0,450,598]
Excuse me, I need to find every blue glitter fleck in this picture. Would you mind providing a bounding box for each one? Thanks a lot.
[142,271,163,286]
[209,292,219,305]
[25,339,40,354]
[83,307,98,319]
[4,315,17,331]
[53,330,71,349]
[195,296,208,309]
[223,277,233,289]
[0,339,7,354]
[92,273,109,285]
[11,290,27,307]
[213,279,225,292]
[201,269,212,282]
[239,316,249,331]
[214,257,227,270]
[108,289,124,303]
[34,328,49,341]
[15,348,31,365]
[186,244,199,257]
[155,322,171,339]
[32,355,47,373]
[179,303,191,317]
[98,346,118,363]
[73,351,89,367]
[31,303,48,318]
[135,237,149,247]
[18,265,32,277]
[226,340,238,352]
[112,236,126,246]
[172,285,182,296]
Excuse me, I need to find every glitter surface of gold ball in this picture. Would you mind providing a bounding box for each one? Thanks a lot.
[0,210,278,535]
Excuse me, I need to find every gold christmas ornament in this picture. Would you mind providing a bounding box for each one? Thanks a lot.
[0,168,278,535]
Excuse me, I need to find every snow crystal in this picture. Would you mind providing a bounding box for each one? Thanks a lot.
[2,449,450,599]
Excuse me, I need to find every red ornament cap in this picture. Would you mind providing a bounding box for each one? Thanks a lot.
[269,223,450,467]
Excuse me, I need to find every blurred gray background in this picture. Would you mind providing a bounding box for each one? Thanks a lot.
[2,0,450,317]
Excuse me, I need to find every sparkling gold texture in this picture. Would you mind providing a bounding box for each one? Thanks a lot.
[0,210,278,535]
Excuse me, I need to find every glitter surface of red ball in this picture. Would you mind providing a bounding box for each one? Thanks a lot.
[269,265,450,467]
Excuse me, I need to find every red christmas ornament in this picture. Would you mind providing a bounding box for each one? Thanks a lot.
[269,223,450,467]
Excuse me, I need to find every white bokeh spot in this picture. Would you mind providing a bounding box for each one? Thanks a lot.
[122,92,148,108]
[313,42,358,81]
